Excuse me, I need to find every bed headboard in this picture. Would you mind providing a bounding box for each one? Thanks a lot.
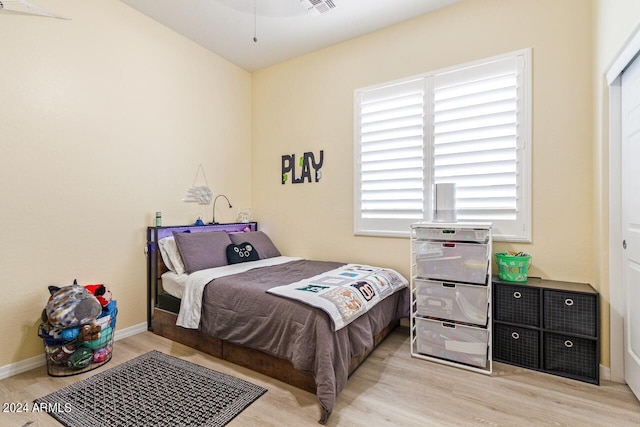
[146,222,258,328]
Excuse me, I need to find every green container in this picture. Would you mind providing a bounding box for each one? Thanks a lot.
[495,252,532,282]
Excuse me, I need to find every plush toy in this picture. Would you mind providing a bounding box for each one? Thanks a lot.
[60,327,80,341]
[100,300,118,329]
[45,282,102,329]
[85,326,113,350]
[92,346,112,363]
[78,323,101,341]
[39,324,66,346]
[66,347,93,369]
[48,343,76,364]
[61,322,102,341]
[47,327,64,340]
[84,284,112,308]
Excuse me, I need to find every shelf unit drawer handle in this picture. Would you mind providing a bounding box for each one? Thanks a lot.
[513,291,522,299]
[564,340,574,348]
[511,332,520,340]
[564,298,574,306]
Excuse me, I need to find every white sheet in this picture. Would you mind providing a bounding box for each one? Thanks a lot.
[161,271,188,299]
[176,256,302,329]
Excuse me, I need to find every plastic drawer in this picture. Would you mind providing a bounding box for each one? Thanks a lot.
[414,227,489,243]
[415,317,488,368]
[414,241,488,284]
[415,279,489,326]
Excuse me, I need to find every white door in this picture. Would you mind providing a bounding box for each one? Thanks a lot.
[622,53,640,399]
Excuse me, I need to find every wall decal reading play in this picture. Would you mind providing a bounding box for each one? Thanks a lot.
[282,151,324,184]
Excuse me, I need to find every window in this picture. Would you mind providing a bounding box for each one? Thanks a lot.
[354,49,531,241]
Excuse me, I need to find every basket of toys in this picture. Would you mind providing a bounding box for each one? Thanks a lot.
[495,251,532,283]
[38,281,117,377]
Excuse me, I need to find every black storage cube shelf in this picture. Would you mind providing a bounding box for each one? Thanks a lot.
[492,277,599,385]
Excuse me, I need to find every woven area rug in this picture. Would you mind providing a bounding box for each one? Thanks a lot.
[34,350,267,427]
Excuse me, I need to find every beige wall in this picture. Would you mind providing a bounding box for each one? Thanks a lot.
[592,1,640,370]
[3,0,635,375]
[254,0,594,280]
[253,1,593,297]
[0,0,252,366]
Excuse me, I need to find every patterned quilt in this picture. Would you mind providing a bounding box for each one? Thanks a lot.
[267,264,408,331]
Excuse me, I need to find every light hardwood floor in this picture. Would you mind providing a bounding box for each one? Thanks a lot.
[1,327,639,426]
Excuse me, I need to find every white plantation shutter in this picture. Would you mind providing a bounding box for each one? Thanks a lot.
[355,78,426,235]
[432,53,530,240]
[355,50,531,241]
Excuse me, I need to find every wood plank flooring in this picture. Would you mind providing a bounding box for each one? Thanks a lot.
[1,327,639,426]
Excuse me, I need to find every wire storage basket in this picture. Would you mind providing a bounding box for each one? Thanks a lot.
[39,301,117,377]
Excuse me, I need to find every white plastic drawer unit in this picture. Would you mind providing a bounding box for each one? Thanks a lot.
[415,317,489,368]
[414,241,489,284]
[414,227,490,243]
[415,279,489,326]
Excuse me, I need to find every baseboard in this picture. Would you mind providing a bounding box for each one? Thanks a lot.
[0,353,43,381]
[0,322,147,381]
[600,364,612,382]
[114,321,148,341]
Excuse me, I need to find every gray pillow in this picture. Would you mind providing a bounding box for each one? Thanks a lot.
[229,231,281,259]
[172,231,232,274]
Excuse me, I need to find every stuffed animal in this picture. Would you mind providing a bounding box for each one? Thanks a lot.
[48,343,76,364]
[47,327,64,340]
[45,282,102,329]
[85,326,113,350]
[66,347,93,369]
[61,321,102,341]
[100,300,118,329]
[92,346,112,363]
[78,323,101,341]
[39,324,66,347]
[60,327,80,341]
[84,284,112,308]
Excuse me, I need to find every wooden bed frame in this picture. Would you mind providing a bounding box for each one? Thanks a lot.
[145,223,399,394]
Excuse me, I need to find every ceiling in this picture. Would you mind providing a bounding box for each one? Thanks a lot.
[119,0,461,72]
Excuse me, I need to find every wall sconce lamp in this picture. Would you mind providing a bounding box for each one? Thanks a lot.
[211,195,233,224]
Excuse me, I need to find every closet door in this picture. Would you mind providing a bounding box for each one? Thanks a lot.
[621,52,640,400]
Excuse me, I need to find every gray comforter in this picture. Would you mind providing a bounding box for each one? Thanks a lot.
[198,259,409,423]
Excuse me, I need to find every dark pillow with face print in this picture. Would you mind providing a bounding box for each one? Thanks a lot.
[226,242,260,264]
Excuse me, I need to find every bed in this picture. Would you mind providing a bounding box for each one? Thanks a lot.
[146,223,409,423]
